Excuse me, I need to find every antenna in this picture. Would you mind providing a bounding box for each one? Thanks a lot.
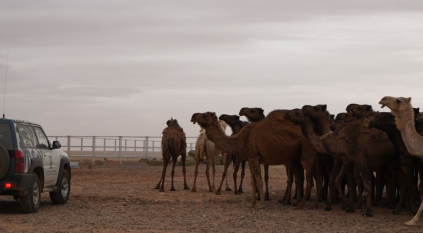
[3,51,9,118]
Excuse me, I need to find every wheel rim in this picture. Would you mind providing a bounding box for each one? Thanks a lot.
[61,177,69,198]
[33,182,40,204]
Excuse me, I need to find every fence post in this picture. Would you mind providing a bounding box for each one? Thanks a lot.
[134,140,137,158]
[92,136,96,163]
[103,138,106,158]
[80,137,83,162]
[145,136,149,160]
[119,136,122,164]
[124,139,127,162]
[114,139,117,162]
[67,136,71,158]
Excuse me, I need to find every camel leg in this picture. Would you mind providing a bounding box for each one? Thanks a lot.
[216,152,232,195]
[157,156,170,192]
[325,159,342,211]
[359,167,374,217]
[405,199,423,225]
[247,163,257,208]
[292,163,304,206]
[239,160,246,193]
[297,165,314,209]
[394,171,407,215]
[313,165,323,209]
[181,154,189,190]
[205,156,214,192]
[223,153,231,191]
[248,159,264,209]
[334,162,352,212]
[232,155,241,195]
[279,164,293,205]
[264,165,270,201]
[354,166,364,210]
[170,156,177,191]
[191,158,200,192]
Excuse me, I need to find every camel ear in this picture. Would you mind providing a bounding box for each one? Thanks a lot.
[396,98,401,103]
[322,105,327,111]
[259,108,264,114]
[211,112,216,118]
[366,105,372,111]
[174,119,178,124]
[166,120,170,126]
[406,97,411,103]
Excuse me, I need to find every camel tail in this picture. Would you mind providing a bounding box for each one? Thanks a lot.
[168,138,176,158]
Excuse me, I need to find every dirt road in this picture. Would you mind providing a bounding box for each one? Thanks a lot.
[0,161,422,232]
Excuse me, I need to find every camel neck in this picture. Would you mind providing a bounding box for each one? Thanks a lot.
[395,109,423,156]
[229,123,243,135]
[204,121,238,155]
[300,118,329,155]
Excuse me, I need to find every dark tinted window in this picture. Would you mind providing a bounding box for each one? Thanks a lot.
[0,123,13,149]
[17,124,37,149]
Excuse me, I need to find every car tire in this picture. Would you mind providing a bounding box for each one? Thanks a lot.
[49,169,71,204]
[19,173,41,213]
[0,143,10,180]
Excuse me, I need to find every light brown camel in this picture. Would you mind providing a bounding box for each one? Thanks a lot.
[292,105,396,217]
[191,112,322,209]
[191,120,230,192]
[155,118,189,192]
[215,114,248,195]
[379,96,423,225]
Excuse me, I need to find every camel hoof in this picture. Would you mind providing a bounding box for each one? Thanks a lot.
[265,196,270,201]
[246,203,255,208]
[154,185,160,189]
[255,203,265,209]
[346,208,355,213]
[191,188,197,193]
[404,220,416,226]
[392,210,400,215]
[184,186,190,190]
[324,207,332,211]
[234,191,241,195]
[215,190,221,195]
[363,210,373,217]
[170,188,176,191]
[209,189,215,193]
[159,189,164,192]
[295,206,304,210]
[225,187,232,191]
[238,189,244,193]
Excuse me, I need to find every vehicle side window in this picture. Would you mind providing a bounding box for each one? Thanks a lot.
[16,125,37,149]
[34,127,50,149]
[0,123,13,149]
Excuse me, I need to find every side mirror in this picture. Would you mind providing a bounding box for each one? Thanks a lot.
[52,141,61,149]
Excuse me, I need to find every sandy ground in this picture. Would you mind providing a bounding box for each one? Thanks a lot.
[1,161,423,233]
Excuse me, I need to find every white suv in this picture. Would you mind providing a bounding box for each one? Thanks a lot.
[0,118,71,213]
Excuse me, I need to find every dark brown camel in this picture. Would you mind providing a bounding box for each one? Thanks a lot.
[369,111,420,215]
[155,118,189,192]
[299,105,396,217]
[239,107,299,203]
[215,114,247,195]
[191,112,322,209]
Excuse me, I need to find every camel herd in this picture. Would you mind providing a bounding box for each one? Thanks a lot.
[156,96,423,226]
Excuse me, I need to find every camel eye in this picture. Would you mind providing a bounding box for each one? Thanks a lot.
[396,99,401,103]
[251,110,255,113]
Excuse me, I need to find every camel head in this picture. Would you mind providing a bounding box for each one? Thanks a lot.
[283,109,303,124]
[379,96,412,112]
[166,118,180,127]
[191,112,218,129]
[239,107,265,122]
[301,105,328,119]
[346,104,374,119]
[219,114,240,127]
[335,112,354,123]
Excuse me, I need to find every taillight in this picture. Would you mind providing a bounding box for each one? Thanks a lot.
[14,150,24,173]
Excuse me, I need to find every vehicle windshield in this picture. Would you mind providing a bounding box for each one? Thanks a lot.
[0,123,13,149]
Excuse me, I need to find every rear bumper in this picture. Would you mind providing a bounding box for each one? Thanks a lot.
[0,174,33,196]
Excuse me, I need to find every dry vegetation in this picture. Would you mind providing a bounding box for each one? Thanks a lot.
[0,161,422,232]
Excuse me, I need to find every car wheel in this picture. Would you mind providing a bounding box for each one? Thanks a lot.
[49,169,71,204]
[19,173,41,213]
[0,144,10,180]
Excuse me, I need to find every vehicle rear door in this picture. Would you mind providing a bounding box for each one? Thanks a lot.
[33,126,58,187]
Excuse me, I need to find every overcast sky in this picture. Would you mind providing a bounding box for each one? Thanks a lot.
[1,0,423,137]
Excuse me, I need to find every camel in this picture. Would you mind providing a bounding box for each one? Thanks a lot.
[215,114,248,195]
[191,112,322,209]
[288,105,396,217]
[379,96,423,225]
[239,107,298,203]
[192,120,230,192]
[155,118,189,192]
[369,111,419,215]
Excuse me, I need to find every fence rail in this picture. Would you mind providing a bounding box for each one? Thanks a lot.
[48,136,197,164]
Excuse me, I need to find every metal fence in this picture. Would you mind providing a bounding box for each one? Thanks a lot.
[48,136,197,164]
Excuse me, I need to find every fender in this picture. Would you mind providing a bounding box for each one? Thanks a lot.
[28,158,44,179]
[54,157,71,187]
